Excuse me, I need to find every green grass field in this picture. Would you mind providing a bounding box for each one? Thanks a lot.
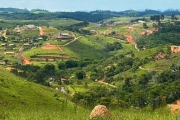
[62,35,119,59]
[23,47,61,59]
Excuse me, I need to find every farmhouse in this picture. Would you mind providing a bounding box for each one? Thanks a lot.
[56,32,72,40]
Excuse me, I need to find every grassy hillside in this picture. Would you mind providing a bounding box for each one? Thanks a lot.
[0,67,91,119]
[0,66,179,120]
[62,35,120,59]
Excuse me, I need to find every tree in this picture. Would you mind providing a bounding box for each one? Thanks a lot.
[58,62,65,70]
[160,14,165,20]
[65,60,78,68]
[143,23,149,29]
[43,64,55,75]
[171,15,175,21]
[75,70,86,80]
[3,59,8,64]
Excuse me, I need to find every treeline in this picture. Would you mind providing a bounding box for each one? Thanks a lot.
[58,21,92,35]
[0,8,29,13]
[137,22,180,49]
[0,12,113,22]
[11,59,92,85]
[1,9,180,22]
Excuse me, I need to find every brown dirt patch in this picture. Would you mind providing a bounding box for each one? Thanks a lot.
[22,55,31,65]
[124,34,136,45]
[39,27,45,35]
[128,27,136,31]
[41,45,65,54]
[169,101,180,113]
[155,52,166,59]
[171,45,180,53]
[41,45,59,50]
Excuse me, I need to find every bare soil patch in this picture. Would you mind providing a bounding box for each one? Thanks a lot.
[155,52,166,59]
[169,101,180,113]
[39,27,45,35]
[171,45,180,53]
[22,55,31,65]
[41,45,59,50]
[124,34,136,45]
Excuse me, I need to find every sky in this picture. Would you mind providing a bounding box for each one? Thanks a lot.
[0,0,179,12]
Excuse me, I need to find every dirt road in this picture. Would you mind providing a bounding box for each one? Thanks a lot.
[39,27,44,35]
[21,55,31,65]
[61,32,80,46]
[124,34,140,51]
[18,47,31,65]
[3,30,8,39]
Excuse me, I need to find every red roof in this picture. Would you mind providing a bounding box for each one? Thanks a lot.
[60,78,67,81]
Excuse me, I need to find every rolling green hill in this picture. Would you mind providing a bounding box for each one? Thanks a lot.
[0,67,90,119]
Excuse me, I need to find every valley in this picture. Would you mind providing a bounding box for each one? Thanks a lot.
[0,9,180,120]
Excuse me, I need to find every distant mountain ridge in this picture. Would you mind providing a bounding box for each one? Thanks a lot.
[0,8,50,13]
[0,8,180,22]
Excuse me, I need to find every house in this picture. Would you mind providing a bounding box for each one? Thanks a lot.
[138,20,145,23]
[24,24,37,29]
[1,43,7,46]
[60,78,67,82]
[4,52,15,55]
[23,43,30,46]
[56,33,72,40]
[9,44,15,47]
[95,24,102,27]
[33,43,39,46]
[60,33,69,36]
[0,62,5,65]
[38,37,43,40]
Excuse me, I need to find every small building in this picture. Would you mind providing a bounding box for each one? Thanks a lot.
[9,44,15,47]
[38,37,43,40]
[4,52,15,55]
[60,78,67,82]
[24,24,37,29]
[0,62,5,65]
[60,33,69,36]
[23,43,30,46]
[138,20,145,23]
[1,43,7,46]
[61,87,66,94]
[33,43,39,46]
[56,33,72,40]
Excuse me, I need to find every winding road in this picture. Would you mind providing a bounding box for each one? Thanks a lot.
[18,47,31,65]
[124,34,140,51]
[39,27,44,35]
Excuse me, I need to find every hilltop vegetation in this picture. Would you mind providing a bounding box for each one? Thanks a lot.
[137,22,180,49]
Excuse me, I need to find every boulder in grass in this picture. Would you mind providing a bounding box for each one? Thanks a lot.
[89,105,111,119]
